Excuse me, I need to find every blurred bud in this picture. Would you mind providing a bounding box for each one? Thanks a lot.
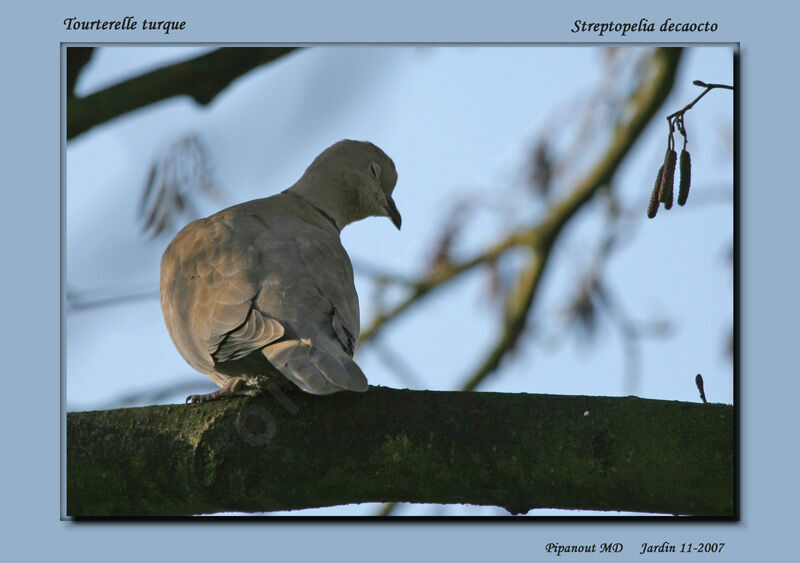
[528,140,553,198]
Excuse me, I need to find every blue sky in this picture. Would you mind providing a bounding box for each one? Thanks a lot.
[66,45,733,515]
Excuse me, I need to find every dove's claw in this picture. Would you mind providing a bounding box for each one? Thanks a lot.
[185,378,253,404]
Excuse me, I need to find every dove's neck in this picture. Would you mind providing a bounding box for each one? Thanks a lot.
[286,172,365,231]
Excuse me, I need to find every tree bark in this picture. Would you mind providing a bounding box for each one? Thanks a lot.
[67,386,734,516]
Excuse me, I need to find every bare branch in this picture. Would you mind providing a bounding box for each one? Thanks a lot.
[358,229,536,344]
[67,47,300,139]
[667,81,734,122]
[66,47,94,99]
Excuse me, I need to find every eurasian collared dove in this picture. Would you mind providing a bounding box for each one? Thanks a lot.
[160,140,400,403]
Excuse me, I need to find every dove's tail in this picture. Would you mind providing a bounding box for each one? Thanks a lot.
[262,339,368,395]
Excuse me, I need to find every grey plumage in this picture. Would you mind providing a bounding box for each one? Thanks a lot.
[160,140,400,402]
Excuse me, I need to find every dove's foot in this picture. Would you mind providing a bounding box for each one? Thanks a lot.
[186,377,259,404]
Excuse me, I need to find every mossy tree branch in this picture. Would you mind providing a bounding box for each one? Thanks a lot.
[67,387,733,517]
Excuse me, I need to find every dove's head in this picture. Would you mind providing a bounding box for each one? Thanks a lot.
[291,140,401,231]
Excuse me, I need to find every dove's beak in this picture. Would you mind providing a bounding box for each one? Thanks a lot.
[384,195,402,230]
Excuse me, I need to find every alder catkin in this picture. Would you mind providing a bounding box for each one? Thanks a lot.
[660,149,677,210]
[647,164,664,218]
[678,149,691,206]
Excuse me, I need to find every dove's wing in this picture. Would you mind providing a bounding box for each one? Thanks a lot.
[161,194,366,393]
[250,194,366,394]
[160,202,285,383]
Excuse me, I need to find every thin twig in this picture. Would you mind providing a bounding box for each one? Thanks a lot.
[666,81,733,122]
[351,259,416,287]
[370,340,426,388]
[66,286,159,312]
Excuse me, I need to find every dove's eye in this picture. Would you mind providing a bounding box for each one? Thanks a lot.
[369,161,381,179]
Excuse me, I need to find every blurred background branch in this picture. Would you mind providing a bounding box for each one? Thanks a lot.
[370,46,683,516]
[362,48,681,381]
